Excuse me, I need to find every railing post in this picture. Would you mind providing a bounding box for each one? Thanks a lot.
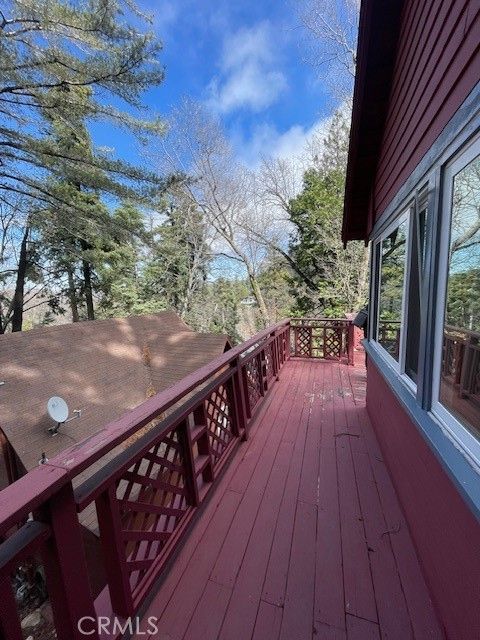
[95,484,135,618]
[192,405,214,482]
[270,332,280,380]
[347,322,355,366]
[258,351,266,396]
[0,573,23,640]
[38,482,99,640]
[231,358,248,439]
[178,419,200,507]
[242,358,255,421]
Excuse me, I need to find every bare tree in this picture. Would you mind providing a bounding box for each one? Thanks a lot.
[297,0,359,99]
[159,99,272,327]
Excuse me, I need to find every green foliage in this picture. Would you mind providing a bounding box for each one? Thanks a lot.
[0,0,166,209]
[96,202,147,317]
[446,268,480,332]
[187,278,249,343]
[257,252,294,322]
[288,108,369,316]
[141,200,210,317]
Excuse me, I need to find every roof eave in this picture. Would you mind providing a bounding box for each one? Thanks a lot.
[342,0,405,244]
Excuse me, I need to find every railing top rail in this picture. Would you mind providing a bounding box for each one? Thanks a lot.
[0,465,67,535]
[46,319,290,479]
[445,324,480,339]
[0,316,355,531]
[0,320,289,530]
[290,317,351,322]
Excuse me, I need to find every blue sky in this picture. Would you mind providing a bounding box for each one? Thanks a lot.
[92,0,336,169]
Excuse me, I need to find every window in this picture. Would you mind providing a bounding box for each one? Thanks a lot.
[435,143,480,443]
[375,215,409,364]
[405,194,428,382]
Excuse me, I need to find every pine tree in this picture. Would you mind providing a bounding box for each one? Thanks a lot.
[0,1,166,209]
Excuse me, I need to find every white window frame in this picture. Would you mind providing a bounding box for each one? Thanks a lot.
[370,209,412,376]
[431,135,480,470]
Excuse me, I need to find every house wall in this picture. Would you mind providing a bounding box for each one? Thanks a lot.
[373,0,480,217]
[366,359,480,640]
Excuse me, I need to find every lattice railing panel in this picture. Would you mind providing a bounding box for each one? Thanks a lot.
[295,326,311,357]
[205,383,234,467]
[323,327,344,359]
[115,427,189,592]
[245,356,262,412]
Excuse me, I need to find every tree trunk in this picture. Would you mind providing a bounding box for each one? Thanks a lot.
[66,264,80,322]
[247,269,270,328]
[80,239,95,320]
[11,226,29,332]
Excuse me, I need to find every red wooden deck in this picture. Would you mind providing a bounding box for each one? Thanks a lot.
[133,357,444,640]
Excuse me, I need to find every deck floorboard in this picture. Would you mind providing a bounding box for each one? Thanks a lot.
[135,356,444,640]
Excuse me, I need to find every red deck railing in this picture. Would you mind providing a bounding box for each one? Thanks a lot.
[442,325,480,406]
[0,318,354,640]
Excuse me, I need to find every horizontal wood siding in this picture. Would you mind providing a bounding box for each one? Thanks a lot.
[366,360,480,640]
[374,0,480,218]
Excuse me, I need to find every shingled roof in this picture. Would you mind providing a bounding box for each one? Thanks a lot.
[0,312,230,477]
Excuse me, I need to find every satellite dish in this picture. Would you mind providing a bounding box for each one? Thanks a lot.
[47,396,69,424]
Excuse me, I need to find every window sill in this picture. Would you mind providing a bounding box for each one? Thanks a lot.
[363,339,480,522]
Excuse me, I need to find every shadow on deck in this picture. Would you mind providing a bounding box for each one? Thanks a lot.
[133,357,443,640]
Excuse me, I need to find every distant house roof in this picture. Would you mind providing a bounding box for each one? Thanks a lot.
[0,312,230,477]
[342,0,404,243]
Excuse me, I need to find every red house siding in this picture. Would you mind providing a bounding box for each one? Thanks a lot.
[373,0,480,217]
[366,360,480,640]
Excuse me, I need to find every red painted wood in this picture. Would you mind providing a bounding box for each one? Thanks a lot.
[183,580,232,640]
[278,499,317,640]
[261,363,315,606]
[352,452,413,639]
[0,574,23,640]
[147,490,242,640]
[134,359,444,640]
[231,357,248,437]
[95,485,134,617]
[346,614,381,640]
[376,5,477,207]
[39,483,98,640]
[47,321,290,477]
[332,369,378,623]
[0,521,49,575]
[209,365,305,589]
[132,372,295,640]
[315,365,345,631]
[252,600,283,640]
[374,0,479,216]
[367,360,478,640]
[178,419,200,507]
[217,441,293,640]
[356,408,442,639]
[314,622,347,639]
[226,363,298,496]
[0,465,67,535]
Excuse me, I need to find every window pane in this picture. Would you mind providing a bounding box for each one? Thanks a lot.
[440,153,480,439]
[405,200,428,382]
[377,220,408,360]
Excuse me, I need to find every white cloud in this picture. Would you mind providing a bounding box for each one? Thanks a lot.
[208,22,288,113]
[234,116,331,170]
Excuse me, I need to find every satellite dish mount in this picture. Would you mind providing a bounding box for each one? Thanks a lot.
[47,396,81,435]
